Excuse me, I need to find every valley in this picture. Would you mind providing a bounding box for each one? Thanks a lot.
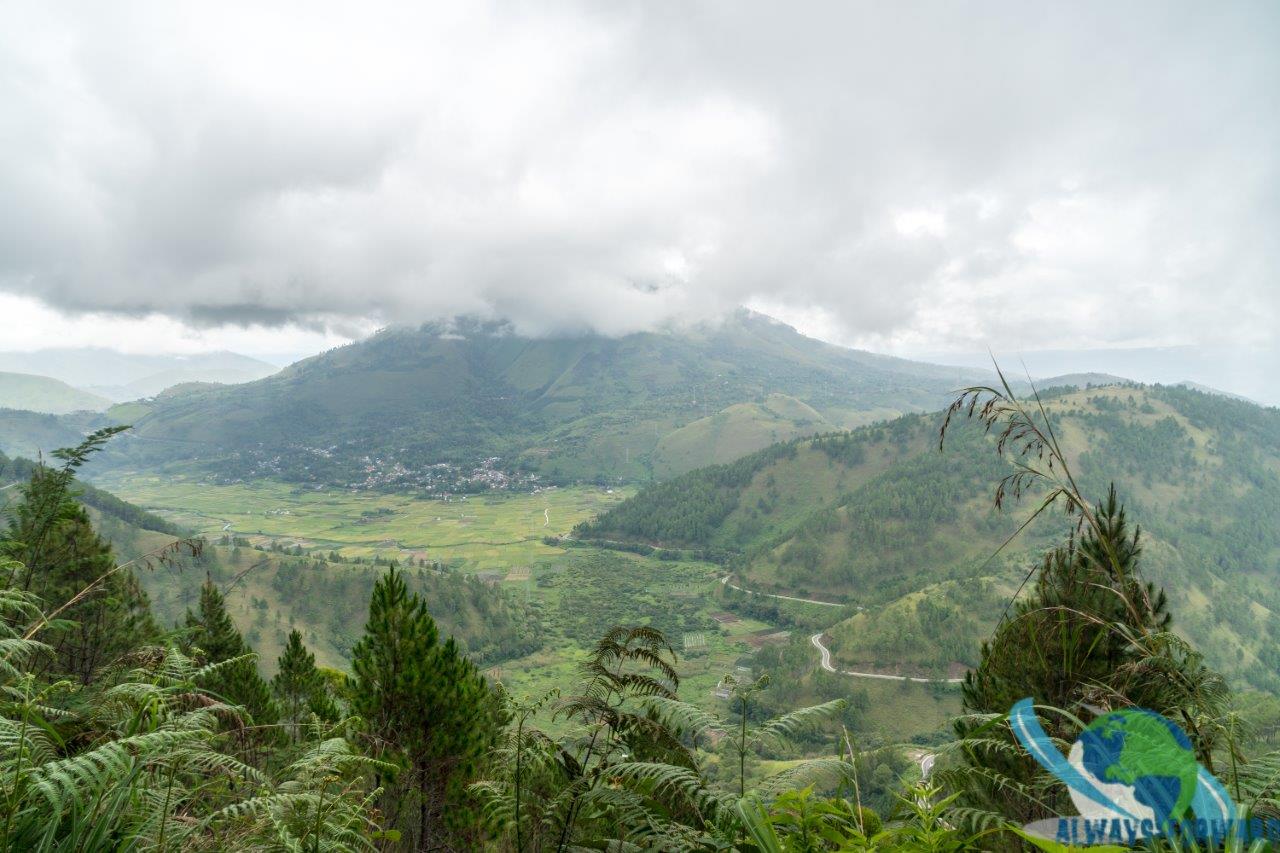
[79,378,1280,749]
[90,467,960,746]
[5,359,1278,846]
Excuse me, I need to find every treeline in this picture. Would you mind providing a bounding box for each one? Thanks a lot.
[766,418,1016,603]
[135,543,543,668]
[574,439,800,546]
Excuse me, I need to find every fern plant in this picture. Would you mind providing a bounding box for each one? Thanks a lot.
[644,675,848,799]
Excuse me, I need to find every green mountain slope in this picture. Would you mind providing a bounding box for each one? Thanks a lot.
[582,384,1280,688]
[652,393,838,477]
[0,409,105,460]
[104,311,985,485]
[0,371,110,414]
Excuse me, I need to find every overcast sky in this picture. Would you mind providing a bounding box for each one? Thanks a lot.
[1,1,1277,365]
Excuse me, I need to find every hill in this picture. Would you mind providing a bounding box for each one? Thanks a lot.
[580,384,1280,689]
[0,349,278,401]
[0,409,104,460]
[0,371,110,414]
[102,311,987,485]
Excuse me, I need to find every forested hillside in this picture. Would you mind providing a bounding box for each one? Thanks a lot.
[141,541,544,670]
[0,408,105,459]
[584,384,1280,686]
[2,447,539,672]
[94,311,984,486]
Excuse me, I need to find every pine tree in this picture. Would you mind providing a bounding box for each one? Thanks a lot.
[952,489,1211,830]
[185,579,280,734]
[349,566,501,850]
[272,629,337,737]
[1,433,157,684]
[961,488,1170,719]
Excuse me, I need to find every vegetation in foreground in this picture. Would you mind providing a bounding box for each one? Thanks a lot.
[3,379,1280,850]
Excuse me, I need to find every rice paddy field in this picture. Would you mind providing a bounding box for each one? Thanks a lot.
[94,472,632,569]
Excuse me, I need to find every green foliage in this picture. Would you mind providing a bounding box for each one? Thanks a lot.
[0,431,386,851]
[575,440,800,546]
[348,565,502,849]
[0,449,183,536]
[1,430,159,685]
[185,579,281,744]
[547,551,714,645]
[273,629,338,735]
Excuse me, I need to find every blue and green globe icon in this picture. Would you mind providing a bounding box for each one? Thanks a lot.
[1009,698,1237,843]
[1068,708,1199,824]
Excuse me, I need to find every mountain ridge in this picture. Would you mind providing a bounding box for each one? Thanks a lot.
[98,311,994,485]
[580,383,1280,689]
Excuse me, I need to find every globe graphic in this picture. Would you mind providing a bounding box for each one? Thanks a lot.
[1064,708,1200,825]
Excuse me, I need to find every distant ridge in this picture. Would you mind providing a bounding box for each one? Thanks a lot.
[1033,372,1133,390]
[0,371,111,414]
[0,349,278,402]
[1176,380,1259,405]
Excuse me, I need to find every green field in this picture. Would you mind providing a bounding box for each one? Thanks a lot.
[96,473,631,568]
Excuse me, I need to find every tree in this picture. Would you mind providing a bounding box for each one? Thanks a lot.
[1,428,157,684]
[272,629,337,737]
[939,374,1230,839]
[185,579,280,742]
[349,566,501,850]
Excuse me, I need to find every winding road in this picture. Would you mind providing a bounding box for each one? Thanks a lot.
[810,633,964,684]
[718,574,962,684]
[719,575,847,608]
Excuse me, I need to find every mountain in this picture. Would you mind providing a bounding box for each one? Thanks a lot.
[0,349,279,402]
[579,383,1280,690]
[918,344,1280,406]
[0,371,111,414]
[100,311,990,484]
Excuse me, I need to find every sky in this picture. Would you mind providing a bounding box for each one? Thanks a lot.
[1,2,1277,372]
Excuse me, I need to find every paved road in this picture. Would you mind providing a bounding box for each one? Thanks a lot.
[810,632,964,684]
[720,575,846,608]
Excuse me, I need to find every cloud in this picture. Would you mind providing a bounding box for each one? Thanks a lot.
[0,1,1276,352]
